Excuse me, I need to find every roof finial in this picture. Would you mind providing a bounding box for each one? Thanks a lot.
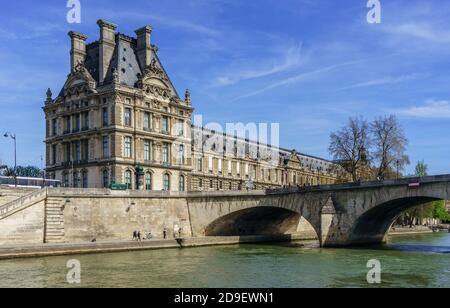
[45,88,53,104]
[185,89,191,105]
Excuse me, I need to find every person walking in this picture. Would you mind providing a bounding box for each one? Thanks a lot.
[163,227,167,239]
[137,231,141,242]
[132,230,137,241]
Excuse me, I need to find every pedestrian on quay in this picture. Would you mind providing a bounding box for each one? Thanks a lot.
[137,231,141,242]
[163,227,167,239]
[132,230,137,241]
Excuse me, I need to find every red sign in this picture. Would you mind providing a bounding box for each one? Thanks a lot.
[408,182,420,188]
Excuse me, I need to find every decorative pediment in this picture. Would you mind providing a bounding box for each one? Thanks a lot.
[136,59,172,98]
[63,62,97,96]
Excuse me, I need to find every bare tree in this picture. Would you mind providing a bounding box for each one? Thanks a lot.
[329,117,370,182]
[371,115,409,179]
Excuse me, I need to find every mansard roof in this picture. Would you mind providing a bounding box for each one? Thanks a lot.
[85,33,180,98]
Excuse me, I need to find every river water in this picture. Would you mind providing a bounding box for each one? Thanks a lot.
[0,233,449,288]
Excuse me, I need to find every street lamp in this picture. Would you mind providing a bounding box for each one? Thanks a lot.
[3,132,17,187]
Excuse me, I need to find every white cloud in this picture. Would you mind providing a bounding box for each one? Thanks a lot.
[384,22,450,44]
[213,43,304,87]
[341,73,428,90]
[232,60,362,101]
[395,100,450,118]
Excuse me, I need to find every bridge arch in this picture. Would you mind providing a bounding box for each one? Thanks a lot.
[204,206,319,240]
[348,196,443,245]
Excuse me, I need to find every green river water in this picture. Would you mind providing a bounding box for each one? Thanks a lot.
[0,233,449,288]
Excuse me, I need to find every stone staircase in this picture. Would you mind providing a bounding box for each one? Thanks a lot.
[44,198,65,243]
[0,189,48,220]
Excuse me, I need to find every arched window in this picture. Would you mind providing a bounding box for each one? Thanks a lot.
[179,175,185,192]
[125,170,132,189]
[102,170,109,188]
[145,172,152,191]
[163,174,170,191]
[82,171,88,188]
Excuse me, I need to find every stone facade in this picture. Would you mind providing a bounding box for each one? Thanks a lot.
[43,20,343,192]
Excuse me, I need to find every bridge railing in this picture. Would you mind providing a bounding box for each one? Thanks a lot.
[266,174,450,195]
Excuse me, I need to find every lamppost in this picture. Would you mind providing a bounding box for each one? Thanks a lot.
[396,159,400,180]
[3,132,17,187]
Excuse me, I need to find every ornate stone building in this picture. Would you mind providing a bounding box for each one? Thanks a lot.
[43,20,344,191]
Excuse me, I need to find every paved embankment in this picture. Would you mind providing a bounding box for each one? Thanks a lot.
[0,234,317,260]
[389,227,433,236]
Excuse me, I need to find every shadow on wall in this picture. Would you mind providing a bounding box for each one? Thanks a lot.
[204,206,319,241]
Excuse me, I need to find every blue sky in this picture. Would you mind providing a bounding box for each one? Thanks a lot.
[0,0,449,175]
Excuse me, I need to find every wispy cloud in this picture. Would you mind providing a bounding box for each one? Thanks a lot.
[340,73,428,90]
[384,22,450,44]
[213,43,303,87]
[395,99,450,119]
[232,60,362,101]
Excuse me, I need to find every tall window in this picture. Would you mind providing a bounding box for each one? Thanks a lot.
[102,136,109,158]
[124,137,132,158]
[124,108,132,126]
[82,171,88,188]
[163,174,170,191]
[236,162,240,175]
[145,173,152,191]
[178,144,185,164]
[52,119,57,136]
[162,143,169,164]
[63,173,69,187]
[52,144,57,165]
[74,114,81,131]
[143,112,151,131]
[178,119,184,136]
[197,158,203,172]
[252,165,257,179]
[218,159,222,174]
[144,140,151,161]
[161,116,169,133]
[102,107,109,127]
[73,172,79,188]
[65,116,71,133]
[75,141,81,161]
[208,157,213,172]
[227,160,232,175]
[66,143,71,162]
[125,170,132,189]
[179,175,185,192]
[245,163,249,176]
[83,112,89,130]
[102,170,109,188]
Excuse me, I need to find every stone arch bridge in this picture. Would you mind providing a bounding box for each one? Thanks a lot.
[187,175,450,247]
[0,175,448,247]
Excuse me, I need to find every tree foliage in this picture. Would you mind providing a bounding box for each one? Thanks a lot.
[0,165,43,178]
[329,117,370,182]
[414,160,428,177]
[329,115,409,181]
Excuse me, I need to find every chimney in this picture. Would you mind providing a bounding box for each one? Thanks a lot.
[97,19,117,84]
[68,31,88,72]
[135,26,153,69]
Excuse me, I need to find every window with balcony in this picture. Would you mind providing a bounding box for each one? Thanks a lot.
[64,116,71,134]
[124,108,132,127]
[74,114,81,132]
[75,141,81,161]
[124,137,132,158]
[208,157,213,173]
[82,112,89,131]
[82,171,88,188]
